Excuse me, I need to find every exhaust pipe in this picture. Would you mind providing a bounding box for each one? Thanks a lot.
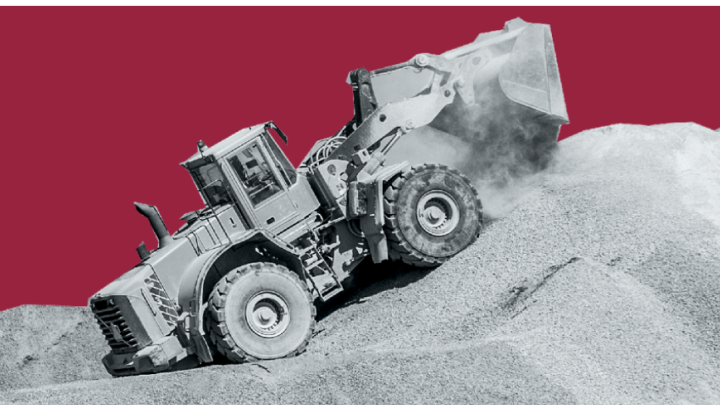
[135,202,172,249]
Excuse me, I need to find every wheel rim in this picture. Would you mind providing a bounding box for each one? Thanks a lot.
[416,190,460,236]
[245,292,290,338]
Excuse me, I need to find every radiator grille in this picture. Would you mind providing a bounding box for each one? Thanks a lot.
[144,272,179,327]
[92,299,138,352]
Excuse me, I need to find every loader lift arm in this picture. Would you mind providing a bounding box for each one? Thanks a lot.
[328,50,492,162]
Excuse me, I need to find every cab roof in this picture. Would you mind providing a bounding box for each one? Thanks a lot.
[180,122,269,169]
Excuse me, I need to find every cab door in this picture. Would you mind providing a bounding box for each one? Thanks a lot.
[224,138,298,231]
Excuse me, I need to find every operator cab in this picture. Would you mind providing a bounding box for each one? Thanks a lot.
[180,122,320,240]
[228,140,284,208]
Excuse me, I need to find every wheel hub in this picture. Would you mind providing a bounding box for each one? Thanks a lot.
[416,190,460,236]
[245,292,290,338]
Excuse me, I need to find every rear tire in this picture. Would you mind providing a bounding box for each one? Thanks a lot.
[383,163,482,268]
[207,263,316,363]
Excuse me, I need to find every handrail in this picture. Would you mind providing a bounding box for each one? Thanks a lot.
[201,179,231,245]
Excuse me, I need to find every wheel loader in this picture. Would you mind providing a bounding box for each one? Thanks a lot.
[89,18,569,376]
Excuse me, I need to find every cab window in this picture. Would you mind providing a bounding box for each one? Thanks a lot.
[228,141,282,207]
[190,163,232,207]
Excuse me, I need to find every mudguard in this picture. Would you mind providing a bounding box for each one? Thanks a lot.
[175,229,304,362]
[357,162,409,263]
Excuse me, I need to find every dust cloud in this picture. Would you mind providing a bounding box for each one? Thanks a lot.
[386,76,562,220]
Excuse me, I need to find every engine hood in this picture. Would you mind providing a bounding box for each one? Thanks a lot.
[92,264,155,299]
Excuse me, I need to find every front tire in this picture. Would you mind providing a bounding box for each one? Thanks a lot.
[207,262,316,363]
[383,163,482,268]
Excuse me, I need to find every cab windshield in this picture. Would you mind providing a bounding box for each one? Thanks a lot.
[190,163,232,207]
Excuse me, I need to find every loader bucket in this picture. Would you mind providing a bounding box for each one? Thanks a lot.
[498,20,568,124]
[370,18,568,144]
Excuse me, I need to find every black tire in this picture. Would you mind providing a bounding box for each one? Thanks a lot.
[202,309,220,360]
[383,163,482,268]
[207,262,316,363]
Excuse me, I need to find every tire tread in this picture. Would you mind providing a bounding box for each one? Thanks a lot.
[383,163,483,268]
[206,262,316,364]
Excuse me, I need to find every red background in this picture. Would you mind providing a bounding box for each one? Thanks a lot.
[1,7,718,311]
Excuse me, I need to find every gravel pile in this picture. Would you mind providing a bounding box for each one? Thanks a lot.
[0,305,109,392]
[2,123,718,404]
